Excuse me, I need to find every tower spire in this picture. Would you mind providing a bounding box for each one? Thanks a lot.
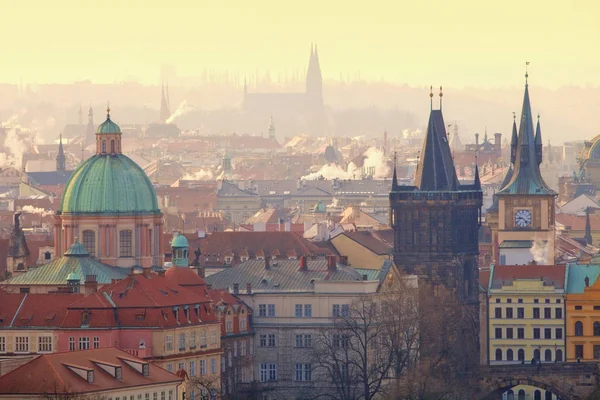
[510,112,518,165]
[439,86,443,111]
[392,151,399,191]
[473,155,481,190]
[429,85,433,111]
[535,113,543,165]
[56,132,66,172]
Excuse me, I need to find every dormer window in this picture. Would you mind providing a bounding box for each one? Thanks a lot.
[115,366,122,380]
[194,304,200,319]
[241,256,248,262]
[87,370,94,383]
[225,257,232,264]
[142,363,149,376]
[81,311,91,327]
[184,306,190,321]
[173,307,179,322]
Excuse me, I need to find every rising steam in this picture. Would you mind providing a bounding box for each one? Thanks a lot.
[181,169,214,181]
[301,146,389,180]
[166,101,194,124]
[530,240,549,265]
[21,205,54,217]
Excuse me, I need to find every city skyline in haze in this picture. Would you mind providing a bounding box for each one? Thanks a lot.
[2,0,599,88]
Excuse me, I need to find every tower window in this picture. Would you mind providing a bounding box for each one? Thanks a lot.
[102,140,106,153]
[119,230,133,257]
[82,230,96,257]
[110,139,115,153]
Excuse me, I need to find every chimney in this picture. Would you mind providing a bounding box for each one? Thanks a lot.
[84,275,98,294]
[233,283,239,295]
[362,274,368,281]
[246,283,252,295]
[299,255,308,271]
[265,256,270,270]
[327,255,337,271]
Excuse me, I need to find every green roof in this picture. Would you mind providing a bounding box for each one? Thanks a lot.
[58,153,160,215]
[566,264,600,294]
[499,240,537,249]
[171,232,188,248]
[7,242,128,286]
[66,270,81,281]
[97,115,121,134]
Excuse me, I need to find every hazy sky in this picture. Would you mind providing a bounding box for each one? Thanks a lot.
[2,0,599,88]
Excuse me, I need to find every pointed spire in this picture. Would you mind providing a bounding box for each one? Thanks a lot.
[510,112,518,165]
[392,152,399,191]
[160,83,171,123]
[439,86,443,111]
[586,207,593,246]
[429,85,434,110]
[473,156,481,190]
[414,106,459,191]
[535,113,543,165]
[56,132,66,172]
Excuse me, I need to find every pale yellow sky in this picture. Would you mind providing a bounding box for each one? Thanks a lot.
[1,0,598,87]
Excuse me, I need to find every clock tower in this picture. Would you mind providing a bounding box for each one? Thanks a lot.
[487,72,556,265]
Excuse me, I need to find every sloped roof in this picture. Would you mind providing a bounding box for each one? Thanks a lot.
[27,170,73,186]
[7,241,128,286]
[206,258,364,293]
[566,264,600,294]
[337,230,393,255]
[0,347,182,396]
[556,213,600,231]
[490,264,566,290]
[559,194,600,215]
[6,292,84,328]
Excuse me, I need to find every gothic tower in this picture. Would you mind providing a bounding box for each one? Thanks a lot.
[160,84,171,123]
[390,89,482,303]
[7,212,30,276]
[85,105,95,147]
[486,72,556,265]
[305,44,323,108]
[268,115,276,141]
[56,134,66,172]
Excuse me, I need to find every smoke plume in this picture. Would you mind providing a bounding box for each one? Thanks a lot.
[166,101,194,124]
[362,147,390,178]
[302,162,359,180]
[530,240,549,265]
[181,169,214,181]
[21,205,54,217]
[0,128,32,169]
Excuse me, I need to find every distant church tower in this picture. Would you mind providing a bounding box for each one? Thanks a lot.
[390,87,483,303]
[85,105,95,147]
[268,116,276,141]
[56,134,66,172]
[305,44,323,108]
[160,84,171,123]
[486,71,556,265]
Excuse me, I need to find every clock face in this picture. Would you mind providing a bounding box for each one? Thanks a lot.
[515,210,532,227]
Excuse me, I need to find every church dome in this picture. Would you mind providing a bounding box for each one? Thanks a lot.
[58,154,160,215]
[97,112,121,134]
[171,232,188,248]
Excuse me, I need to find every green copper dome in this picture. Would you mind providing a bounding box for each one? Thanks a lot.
[66,270,81,282]
[97,108,121,134]
[58,154,160,215]
[171,232,188,248]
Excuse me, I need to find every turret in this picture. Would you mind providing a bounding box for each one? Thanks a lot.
[535,114,543,165]
[56,134,66,172]
[305,44,323,107]
[66,266,81,293]
[171,231,189,267]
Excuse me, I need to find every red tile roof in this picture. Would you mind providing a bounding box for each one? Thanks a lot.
[490,265,566,290]
[479,269,491,290]
[0,347,182,395]
[0,290,26,327]
[556,213,600,231]
[10,293,84,328]
[164,267,207,287]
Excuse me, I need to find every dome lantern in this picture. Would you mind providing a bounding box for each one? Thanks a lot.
[171,231,189,267]
[96,105,122,155]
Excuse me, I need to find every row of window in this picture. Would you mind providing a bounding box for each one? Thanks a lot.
[493,327,562,340]
[165,330,218,351]
[0,336,102,354]
[573,321,600,336]
[81,229,136,258]
[494,298,561,304]
[573,343,600,359]
[259,303,351,318]
[504,389,554,400]
[69,336,100,351]
[166,358,218,376]
[493,307,562,319]
[107,391,174,400]
[494,348,563,362]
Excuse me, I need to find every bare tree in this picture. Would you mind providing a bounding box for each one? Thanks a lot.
[39,382,106,400]
[310,277,421,400]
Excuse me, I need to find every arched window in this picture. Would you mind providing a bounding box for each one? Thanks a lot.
[82,230,96,257]
[556,349,563,362]
[594,321,600,336]
[534,390,541,400]
[518,390,526,400]
[44,251,51,260]
[506,390,514,400]
[518,349,525,362]
[506,349,514,361]
[110,139,115,153]
[545,391,552,400]
[102,140,106,153]
[575,321,584,336]
[495,349,502,361]
[534,349,540,361]
[119,229,133,257]
[544,349,552,362]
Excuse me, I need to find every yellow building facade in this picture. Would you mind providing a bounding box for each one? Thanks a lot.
[488,265,566,365]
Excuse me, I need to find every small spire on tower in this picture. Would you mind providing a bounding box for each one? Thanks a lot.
[439,86,443,111]
[392,151,399,191]
[429,85,433,110]
[474,154,481,190]
[106,102,111,120]
[525,61,530,85]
